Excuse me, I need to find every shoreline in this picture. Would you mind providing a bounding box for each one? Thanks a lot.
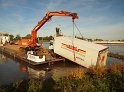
[93,41,124,44]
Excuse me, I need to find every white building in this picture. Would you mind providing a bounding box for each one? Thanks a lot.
[0,32,10,46]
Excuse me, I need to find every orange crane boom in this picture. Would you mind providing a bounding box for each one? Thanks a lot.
[21,10,78,47]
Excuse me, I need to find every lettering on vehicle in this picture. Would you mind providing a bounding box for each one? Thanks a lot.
[76,56,84,61]
[61,43,86,56]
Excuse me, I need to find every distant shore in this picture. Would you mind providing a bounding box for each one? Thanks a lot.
[39,40,124,44]
[93,41,124,44]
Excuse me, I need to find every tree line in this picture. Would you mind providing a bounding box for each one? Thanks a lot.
[4,33,124,42]
[8,34,54,42]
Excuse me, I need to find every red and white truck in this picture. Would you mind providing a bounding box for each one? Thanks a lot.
[53,36,108,68]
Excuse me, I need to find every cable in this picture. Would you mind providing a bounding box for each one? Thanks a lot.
[72,21,83,62]
[74,22,84,39]
[72,20,76,61]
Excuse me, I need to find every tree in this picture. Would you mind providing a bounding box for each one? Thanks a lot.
[49,35,54,40]
[15,34,21,40]
[87,38,93,42]
[94,39,103,41]
[25,34,32,39]
[38,35,54,42]
[75,36,85,40]
[3,33,9,36]
[9,34,14,41]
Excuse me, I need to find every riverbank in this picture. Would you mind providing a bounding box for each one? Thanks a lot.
[0,61,123,92]
[108,52,124,60]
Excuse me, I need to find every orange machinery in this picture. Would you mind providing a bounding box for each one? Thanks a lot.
[19,10,78,49]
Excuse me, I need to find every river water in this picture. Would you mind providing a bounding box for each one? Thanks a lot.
[102,44,124,65]
[103,44,124,55]
[0,43,124,86]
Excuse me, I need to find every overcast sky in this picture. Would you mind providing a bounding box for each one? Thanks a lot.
[0,0,124,40]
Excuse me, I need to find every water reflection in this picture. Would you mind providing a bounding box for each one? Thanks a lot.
[27,67,46,79]
[0,50,122,86]
[19,63,46,79]
[18,60,83,80]
[0,53,28,86]
[0,53,7,64]
[19,63,56,92]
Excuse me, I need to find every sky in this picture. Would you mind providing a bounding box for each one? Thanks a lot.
[0,0,124,40]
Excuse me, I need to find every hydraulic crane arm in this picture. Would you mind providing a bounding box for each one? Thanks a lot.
[31,10,78,46]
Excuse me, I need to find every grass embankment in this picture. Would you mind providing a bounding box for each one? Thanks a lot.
[0,62,124,92]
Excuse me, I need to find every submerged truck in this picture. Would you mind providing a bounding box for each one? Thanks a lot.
[53,36,108,68]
